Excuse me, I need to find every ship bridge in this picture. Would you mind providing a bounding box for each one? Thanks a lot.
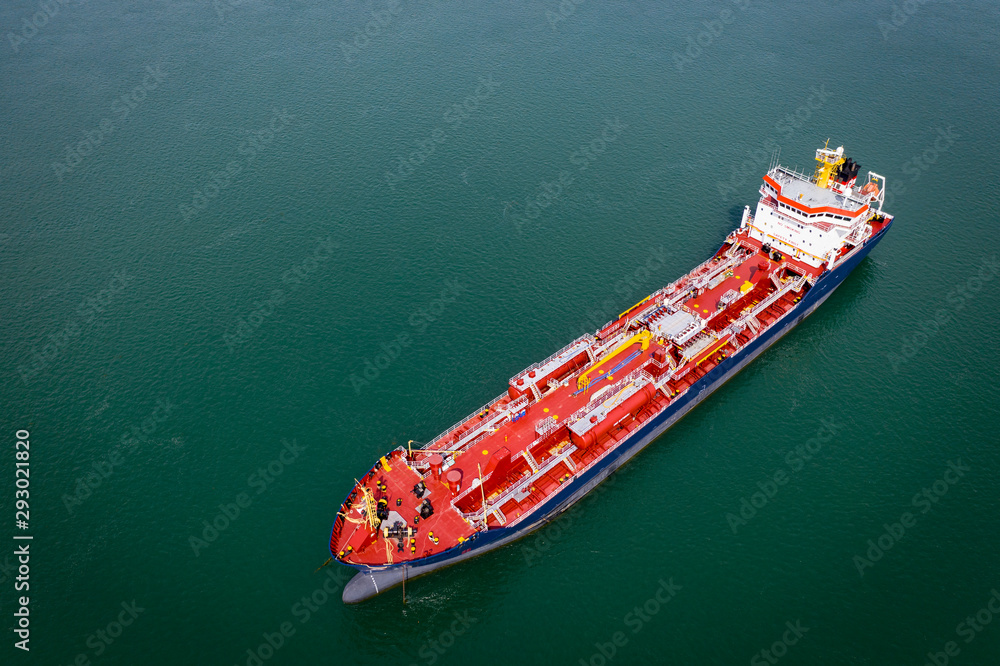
[769,168,866,214]
[747,154,886,268]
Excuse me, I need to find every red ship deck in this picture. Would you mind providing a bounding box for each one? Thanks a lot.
[331,161,892,570]
[684,253,772,318]
[334,333,664,565]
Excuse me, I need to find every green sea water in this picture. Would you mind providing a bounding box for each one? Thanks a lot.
[2,0,1000,664]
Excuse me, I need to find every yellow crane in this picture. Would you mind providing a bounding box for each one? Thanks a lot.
[577,330,651,390]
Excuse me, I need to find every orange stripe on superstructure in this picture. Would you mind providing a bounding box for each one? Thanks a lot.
[762,174,868,219]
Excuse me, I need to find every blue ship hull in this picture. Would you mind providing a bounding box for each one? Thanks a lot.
[340,218,893,602]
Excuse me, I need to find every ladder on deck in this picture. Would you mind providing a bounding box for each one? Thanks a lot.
[360,485,379,530]
[523,449,540,474]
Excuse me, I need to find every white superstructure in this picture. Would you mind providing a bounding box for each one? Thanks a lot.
[740,143,887,268]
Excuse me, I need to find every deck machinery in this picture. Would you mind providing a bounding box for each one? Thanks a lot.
[330,141,894,602]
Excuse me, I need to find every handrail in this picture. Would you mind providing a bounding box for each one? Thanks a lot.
[768,165,868,210]
[745,222,829,263]
[578,330,651,390]
[565,368,653,428]
[509,335,594,385]
[485,444,579,518]
[423,392,528,452]
[738,276,804,330]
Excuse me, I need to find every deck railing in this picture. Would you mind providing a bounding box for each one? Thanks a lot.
[509,335,595,385]
[422,392,529,453]
[722,275,807,344]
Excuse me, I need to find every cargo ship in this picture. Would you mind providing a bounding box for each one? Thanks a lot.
[330,142,893,602]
